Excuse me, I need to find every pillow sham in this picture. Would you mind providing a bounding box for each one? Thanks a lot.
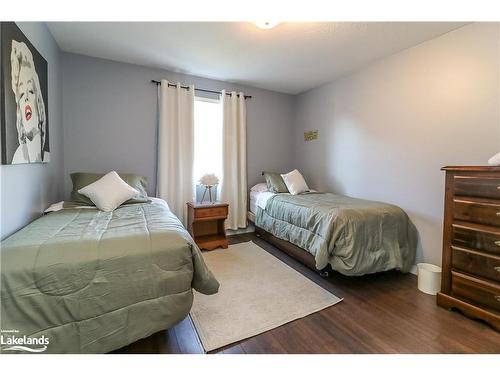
[78,171,139,212]
[70,172,149,206]
[262,171,289,193]
[250,182,268,193]
[281,169,309,195]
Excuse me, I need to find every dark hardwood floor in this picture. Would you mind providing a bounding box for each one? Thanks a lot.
[114,233,500,354]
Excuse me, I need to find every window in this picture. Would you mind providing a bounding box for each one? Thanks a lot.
[193,96,223,189]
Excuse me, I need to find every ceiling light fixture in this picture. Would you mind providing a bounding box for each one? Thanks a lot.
[254,21,280,30]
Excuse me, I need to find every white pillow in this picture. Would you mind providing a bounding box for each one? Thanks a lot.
[250,182,268,193]
[78,171,139,212]
[281,169,309,195]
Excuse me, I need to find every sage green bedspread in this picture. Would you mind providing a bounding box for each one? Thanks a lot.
[0,200,219,353]
[256,193,417,276]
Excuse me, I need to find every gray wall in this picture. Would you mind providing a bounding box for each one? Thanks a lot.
[61,53,295,196]
[0,22,63,239]
[293,23,500,266]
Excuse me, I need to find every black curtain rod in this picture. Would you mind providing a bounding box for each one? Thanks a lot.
[151,80,252,99]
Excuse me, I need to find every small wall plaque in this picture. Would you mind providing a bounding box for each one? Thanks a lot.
[304,130,318,141]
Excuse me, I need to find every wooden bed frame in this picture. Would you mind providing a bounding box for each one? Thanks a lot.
[254,224,331,276]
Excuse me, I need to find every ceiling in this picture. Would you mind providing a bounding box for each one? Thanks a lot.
[47,22,468,94]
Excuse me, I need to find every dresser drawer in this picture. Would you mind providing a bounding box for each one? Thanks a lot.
[452,246,500,282]
[194,206,228,219]
[451,271,500,312]
[452,222,500,255]
[453,197,500,227]
[454,175,500,200]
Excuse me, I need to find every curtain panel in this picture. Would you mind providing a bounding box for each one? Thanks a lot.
[221,91,247,230]
[156,80,195,226]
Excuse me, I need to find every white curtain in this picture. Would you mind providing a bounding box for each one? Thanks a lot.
[156,80,195,226]
[221,91,247,230]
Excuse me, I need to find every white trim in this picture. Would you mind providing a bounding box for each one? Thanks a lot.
[226,222,255,236]
[410,264,418,275]
[195,94,220,103]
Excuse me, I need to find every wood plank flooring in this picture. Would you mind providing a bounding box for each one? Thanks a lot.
[114,233,500,354]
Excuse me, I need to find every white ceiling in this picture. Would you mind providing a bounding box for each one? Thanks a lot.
[47,22,468,94]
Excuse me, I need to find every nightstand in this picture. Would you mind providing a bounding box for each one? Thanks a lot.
[187,202,229,250]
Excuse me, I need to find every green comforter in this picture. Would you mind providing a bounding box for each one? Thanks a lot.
[0,200,219,353]
[256,193,417,276]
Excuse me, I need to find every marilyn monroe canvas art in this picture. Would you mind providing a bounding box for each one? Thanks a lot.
[1,22,49,164]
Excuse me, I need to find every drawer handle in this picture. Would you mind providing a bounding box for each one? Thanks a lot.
[495,241,500,247]
[495,266,500,274]
[496,296,500,304]
[496,212,500,217]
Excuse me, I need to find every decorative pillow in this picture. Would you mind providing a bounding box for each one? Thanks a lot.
[250,182,268,193]
[262,171,289,193]
[78,171,139,212]
[281,169,309,195]
[70,172,149,206]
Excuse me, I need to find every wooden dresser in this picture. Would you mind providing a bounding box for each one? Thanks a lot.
[187,202,229,251]
[437,166,500,331]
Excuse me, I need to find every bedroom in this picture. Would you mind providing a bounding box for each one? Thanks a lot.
[1,0,499,372]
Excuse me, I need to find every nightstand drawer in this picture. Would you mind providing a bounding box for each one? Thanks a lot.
[195,206,228,219]
[451,271,500,312]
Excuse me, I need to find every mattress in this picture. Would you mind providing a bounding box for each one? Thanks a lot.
[249,190,277,214]
[249,190,259,214]
[0,199,219,353]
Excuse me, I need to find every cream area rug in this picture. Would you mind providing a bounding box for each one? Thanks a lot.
[190,241,342,352]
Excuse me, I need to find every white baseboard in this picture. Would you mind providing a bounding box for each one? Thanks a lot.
[409,265,417,275]
[226,222,255,236]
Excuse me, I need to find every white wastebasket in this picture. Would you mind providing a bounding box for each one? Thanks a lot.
[417,263,442,295]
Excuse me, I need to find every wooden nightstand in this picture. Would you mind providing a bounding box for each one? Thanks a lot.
[187,202,229,250]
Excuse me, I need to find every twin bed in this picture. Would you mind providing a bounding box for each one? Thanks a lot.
[249,188,417,276]
[1,198,218,353]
